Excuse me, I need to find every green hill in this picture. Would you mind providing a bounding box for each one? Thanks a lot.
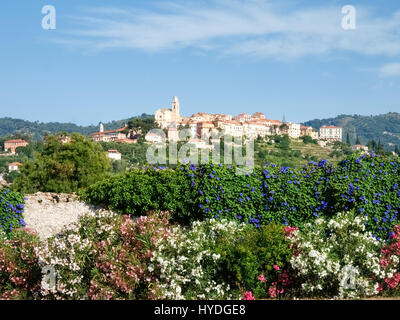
[0,113,153,140]
[303,112,400,151]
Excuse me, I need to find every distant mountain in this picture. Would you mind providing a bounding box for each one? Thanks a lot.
[303,112,400,151]
[0,113,153,140]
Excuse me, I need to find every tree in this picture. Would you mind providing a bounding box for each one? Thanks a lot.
[346,133,351,145]
[278,135,290,151]
[126,117,159,138]
[355,135,361,145]
[395,145,400,155]
[13,133,111,193]
[367,140,377,151]
[377,139,384,152]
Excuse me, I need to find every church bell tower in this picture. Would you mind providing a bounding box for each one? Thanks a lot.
[171,96,180,122]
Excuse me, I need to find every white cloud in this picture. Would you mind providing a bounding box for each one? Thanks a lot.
[57,1,400,60]
[378,63,400,78]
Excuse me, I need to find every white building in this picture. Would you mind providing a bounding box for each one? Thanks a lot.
[107,150,122,161]
[287,123,301,138]
[351,145,369,152]
[8,162,22,172]
[145,131,165,143]
[187,138,211,149]
[319,126,343,142]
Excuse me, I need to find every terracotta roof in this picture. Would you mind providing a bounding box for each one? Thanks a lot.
[91,127,126,135]
[321,125,341,129]
[8,162,22,166]
[5,139,27,143]
[198,121,214,125]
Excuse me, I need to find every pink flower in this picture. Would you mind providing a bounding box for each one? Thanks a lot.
[257,274,267,283]
[385,273,400,289]
[273,264,280,271]
[284,226,298,238]
[268,287,277,299]
[243,291,255,300]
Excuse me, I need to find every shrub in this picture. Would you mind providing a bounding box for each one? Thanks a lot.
[0,189,26,235]
[152,219,245,299]
[88,212,171,300]
[223,223,293,299]
[378,225,400,295]
[13,133,111,194]
[328,152,400,240]
[38,210,172,300]
[289,212,386,299]
[83,152,400,239]
[0,229,42,299]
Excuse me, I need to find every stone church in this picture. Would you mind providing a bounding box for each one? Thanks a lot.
[155,96,181,129]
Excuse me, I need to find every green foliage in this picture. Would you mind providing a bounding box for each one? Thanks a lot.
[4,170,21,183]
[300,136,317,144]
[303,112,400,152]
[84,151,400,239]
[127,117,159,138]
[0,114,153,141]
[99,141,149,169]
[12,133,111,193]
[223,223,292,298]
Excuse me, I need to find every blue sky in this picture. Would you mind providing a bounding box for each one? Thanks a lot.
[1,0,400,125]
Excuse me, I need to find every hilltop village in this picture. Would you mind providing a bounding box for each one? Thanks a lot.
[92,96,344,146]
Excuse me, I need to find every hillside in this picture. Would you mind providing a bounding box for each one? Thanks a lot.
[1,112,400,152]
[0,113,153,140]
[303,112,400,151]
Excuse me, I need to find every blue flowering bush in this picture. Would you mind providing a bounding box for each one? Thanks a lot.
[83,152,400,239]
[327,152,400,240]
[0,189,26,234]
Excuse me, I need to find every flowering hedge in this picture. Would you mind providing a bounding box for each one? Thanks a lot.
[0,228,41,299]
[288,212,385,299]
[38,210,172,300]
[0,189,26,234]
[2,210,400,300]
[83,152,400,239]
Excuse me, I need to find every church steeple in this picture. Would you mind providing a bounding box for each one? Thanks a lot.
[172,96,180,122]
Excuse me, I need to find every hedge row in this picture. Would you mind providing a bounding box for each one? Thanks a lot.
[82,152,400,239]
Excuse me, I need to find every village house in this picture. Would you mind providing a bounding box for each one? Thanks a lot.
[145,131,165,144]
[107,150,122,161]
[319,125,343,142]
[351,144,369,153]
[58,135,71,144]
[300,126,319,140]
[4,139,29,154]
[8,162,22,172]
[187,138,212,150]
[91,123,128,142]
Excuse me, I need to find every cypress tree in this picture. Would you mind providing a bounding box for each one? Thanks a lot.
[346,133,351,145]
